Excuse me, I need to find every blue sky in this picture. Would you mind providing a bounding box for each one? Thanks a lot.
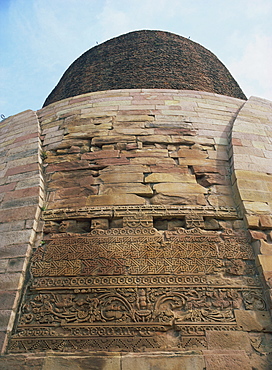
[1,0,272,118]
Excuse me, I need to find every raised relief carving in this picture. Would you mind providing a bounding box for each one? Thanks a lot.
[9,207,267,353]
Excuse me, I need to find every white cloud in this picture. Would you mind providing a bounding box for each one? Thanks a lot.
[228,33,272,100]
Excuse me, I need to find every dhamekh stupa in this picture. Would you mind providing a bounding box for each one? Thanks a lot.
[0,30,272,369]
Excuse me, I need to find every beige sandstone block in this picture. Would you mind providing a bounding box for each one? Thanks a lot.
[206,331,251,351]
[99,172,143,183]
[99,183,153,196]
[257,255,272,272]
[234,170,270,181]
[138,135,173,144]
[178,158,211,166]
[244,215,259,228]
[43,355,121,370]
[122,353,205,370]
[68,123,113,134]
[150,193,206,205]
[239,189,272,203]
[100,165,149,173]
[235,310,272,332]
[244,201,271,214]
[203,350,252,370]
[177,147,208,159]
[259,214,272,229]
[131,157,176,165]
[207,194,235,208]
[144,173,196,183]
[116,114,154,122]
[154,182,206,195]
[92,135,136,146]
[259,240,272,255]
[86,194,146,206]
[122,148,169,157]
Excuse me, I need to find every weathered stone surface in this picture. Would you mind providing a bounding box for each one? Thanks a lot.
[244,214,259,228]
[86,194,146,206]
[121,353,205,370]
[0,230,33,248]
[81,150,120,160]
[100,183,153,196]
[206,331,251,351]
[0,292,17,310]
[145,173,196,183]
[257,255,272,272]
[43,354,121,370]
[150,193,206,205]
[203,350,251,370]
[92,135,136,146]
[130,157,176,165]
[204,218,220,230]
[259,214,272,229]
[235,310,272,332]
[0,310,13,331]
[99,172,144,184]
[248,230,267,241]
[253,240,272,255]
[154,182,207,195]
[0,273,23,291]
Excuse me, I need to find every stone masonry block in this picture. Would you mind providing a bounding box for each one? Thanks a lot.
[0,310,13,331]
[257,255,272,272]
[235,309,272,332]
[0,244,29,259]
[86,194,146,206]
[43,355,121,370]
[122,353,205,370]
[153,182,207,195]
[0,230,33,248]
[145,173,196,183]
[206,331,251,352]
[0,291,17,310]
[259,215,272,229]
[203,350,251,370]
[0,273,23,291]
[248,230,267,241]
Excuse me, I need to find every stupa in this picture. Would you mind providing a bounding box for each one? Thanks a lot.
[0,30,271,369]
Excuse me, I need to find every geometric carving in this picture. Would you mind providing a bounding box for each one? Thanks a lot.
[8,208,268,353]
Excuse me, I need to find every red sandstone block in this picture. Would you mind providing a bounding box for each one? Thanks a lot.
[54,186,98,200]
[0,206,38,223]
[13,132,38,143]
[259,215,272,229]
[47,196,88,209]
[81,150,120,160]
[45,160,91,173]
[150,165,188,174]
[94,157,130,166]
[248,230,267,241]
[5,163,39,177]
[0,182,16,194]
[3,186,40,202]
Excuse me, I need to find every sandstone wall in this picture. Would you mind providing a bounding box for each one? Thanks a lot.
[0,90,272,369]
[230,96,272,315]
[0,110,44,353]
[40,89,244,210]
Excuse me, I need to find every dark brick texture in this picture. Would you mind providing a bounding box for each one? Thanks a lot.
[43,30,246,107]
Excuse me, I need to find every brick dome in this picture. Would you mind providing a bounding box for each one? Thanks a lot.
[43,30,246,106]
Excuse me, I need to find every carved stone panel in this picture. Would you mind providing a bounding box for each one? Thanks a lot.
[8,207,267,353]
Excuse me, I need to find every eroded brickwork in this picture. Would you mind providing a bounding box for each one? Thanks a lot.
[43,30,246,107]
